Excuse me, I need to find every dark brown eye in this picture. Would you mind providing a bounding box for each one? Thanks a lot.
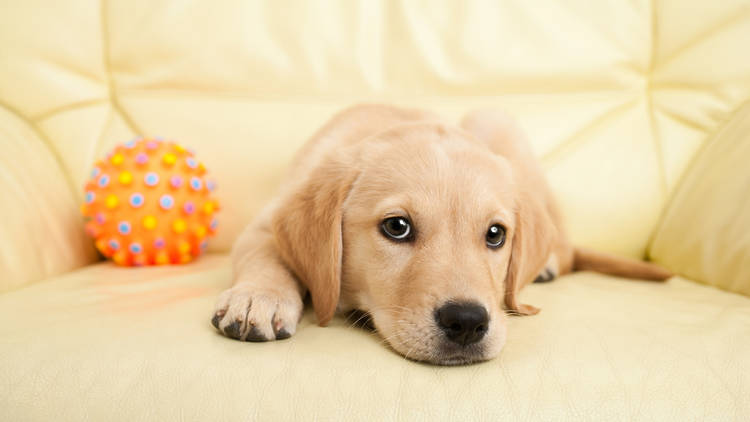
[381,217,412,241]
[486,224,506,249]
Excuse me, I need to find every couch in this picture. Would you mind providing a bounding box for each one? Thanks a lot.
[1,1,749,420]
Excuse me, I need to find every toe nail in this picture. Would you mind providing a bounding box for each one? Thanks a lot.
[275,328,291,340]
[211,313,222,329]
[245,326,268,342]
[223,321,242,339]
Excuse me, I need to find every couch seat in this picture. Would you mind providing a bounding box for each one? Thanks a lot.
[1,255,748,420]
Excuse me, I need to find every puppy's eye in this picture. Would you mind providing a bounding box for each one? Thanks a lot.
[381,217,412,241]
[486,224,506,249]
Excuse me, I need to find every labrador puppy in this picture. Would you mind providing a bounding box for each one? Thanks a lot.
[211,104,671,365]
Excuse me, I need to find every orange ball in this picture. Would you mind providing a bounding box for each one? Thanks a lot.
[81,137,219,266]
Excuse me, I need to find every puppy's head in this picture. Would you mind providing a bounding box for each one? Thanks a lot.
[273,123,553,365]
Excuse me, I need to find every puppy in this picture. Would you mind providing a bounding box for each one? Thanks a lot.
[211,104,671,365]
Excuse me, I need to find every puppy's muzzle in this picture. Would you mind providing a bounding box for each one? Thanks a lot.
[435,302,489,346]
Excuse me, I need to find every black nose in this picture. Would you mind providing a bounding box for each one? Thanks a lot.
[435,302,489,346]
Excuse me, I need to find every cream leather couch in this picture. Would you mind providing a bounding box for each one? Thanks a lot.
[2,1,749,420]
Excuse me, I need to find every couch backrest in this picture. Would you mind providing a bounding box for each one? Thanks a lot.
[1,1,749,289]
[650,102,750,295]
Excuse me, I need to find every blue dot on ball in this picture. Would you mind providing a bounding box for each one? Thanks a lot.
[117,221,131,235]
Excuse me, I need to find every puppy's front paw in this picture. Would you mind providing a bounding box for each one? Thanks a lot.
[211,283,303,342]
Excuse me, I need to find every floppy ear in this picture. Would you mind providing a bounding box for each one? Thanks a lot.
[504,188,556,316]
[271,154,359,326]
[460,109,555,316]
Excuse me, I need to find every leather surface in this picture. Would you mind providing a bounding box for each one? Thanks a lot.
[2,1,749,262]
[0,255,748,421]
[650,103,750,296]
[0,107,97,291]
[2,1,750,420]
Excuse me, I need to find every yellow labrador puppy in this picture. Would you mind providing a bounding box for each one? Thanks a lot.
[212,104,670,365]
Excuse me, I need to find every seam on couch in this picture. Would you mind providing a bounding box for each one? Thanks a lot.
[653,6,750,69]
[540,96,639,166]
[89,107,116,172]
[101,0,144,137]
[30,98,109,122]
[112,86,642,101]
[0,99,80,202]
[651,104,713,133]
[647,0,668,202]
[646,91,668,201]
[645,96,750,259]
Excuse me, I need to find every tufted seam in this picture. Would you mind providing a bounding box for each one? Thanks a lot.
[643,1,750,258]
[31,98,109,122]
[648,0,669,201]
[0,99,80,202]
[107,85,640,99]
[646,93,668,198]
[540,96,640,166]
[645,95,750,259]
[651,104,714,133]
[655,5,750,70]
[27,89,641,123]
[100,0,144,137]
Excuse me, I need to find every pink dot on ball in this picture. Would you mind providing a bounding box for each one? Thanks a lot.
[170,176,183,189]
[183,201,195,214]
[135,153,149,165]
[154,238,166,249]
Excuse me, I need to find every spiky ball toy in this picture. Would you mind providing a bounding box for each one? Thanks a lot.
[81,137,219,266]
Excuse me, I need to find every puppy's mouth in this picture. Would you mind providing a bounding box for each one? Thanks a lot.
[435,355,486,365]
[393,337,489,366]
[432,341,488,366]
[355,309,495,366]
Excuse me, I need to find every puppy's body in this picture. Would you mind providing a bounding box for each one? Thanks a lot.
[213,105,670,365]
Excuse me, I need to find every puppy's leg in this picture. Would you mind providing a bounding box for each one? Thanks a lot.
[212,221,305,341]
[532,254,560,283]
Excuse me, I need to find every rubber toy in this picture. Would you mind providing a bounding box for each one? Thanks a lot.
[81,137,219,266]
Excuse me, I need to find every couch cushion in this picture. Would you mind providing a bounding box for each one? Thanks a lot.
[1,255,748,420]
[0,107,96,292]
[650,102,750,296]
